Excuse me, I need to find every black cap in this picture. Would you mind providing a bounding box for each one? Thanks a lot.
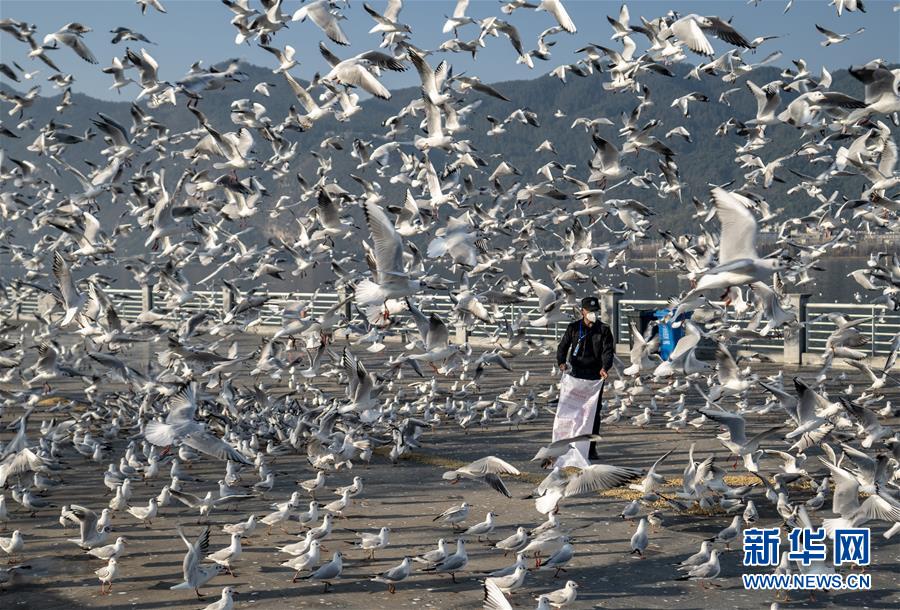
[581,296,600,312]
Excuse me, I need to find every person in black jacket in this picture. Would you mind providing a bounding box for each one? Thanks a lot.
[556,296,615,460]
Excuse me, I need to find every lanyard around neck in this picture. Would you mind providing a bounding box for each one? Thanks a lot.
[573,320,588,357]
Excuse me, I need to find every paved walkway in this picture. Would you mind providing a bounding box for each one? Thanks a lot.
[1,343,898,609]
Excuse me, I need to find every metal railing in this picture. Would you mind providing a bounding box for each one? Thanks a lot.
[806,302,899,357]
[2,287,564,342]
[3,287,895,361]
[617,299,668,342]
[616,299,785,354]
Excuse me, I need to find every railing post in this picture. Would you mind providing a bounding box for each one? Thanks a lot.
[601,293,620,341]
[222,286,233,316]
[455,320,468,345]
[138,285,154,373]
[141,284,154,313]
[783,293,809,365]
[338,285,352,320]
[870,307,876,357]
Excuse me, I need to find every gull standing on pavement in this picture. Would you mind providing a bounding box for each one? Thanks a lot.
[371,556,411,593]
[464,512,496,542]
[433,502,469,529]
[201,586,237,610]
[421,539,468,583]
[301,550,343,592]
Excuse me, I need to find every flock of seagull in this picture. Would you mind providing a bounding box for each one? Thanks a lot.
[0,0,899,608]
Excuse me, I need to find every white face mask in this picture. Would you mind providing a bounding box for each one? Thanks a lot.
[585,311,598,323]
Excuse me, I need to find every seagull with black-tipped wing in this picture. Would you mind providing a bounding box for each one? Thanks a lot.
[319,41,406,100]
[51,251,86,326]
[696,407,782,471]
[355,200,423,317]
[292,0,350,46]
[819,458,900,538]
[442,456,521,497]
[144,384,250,464]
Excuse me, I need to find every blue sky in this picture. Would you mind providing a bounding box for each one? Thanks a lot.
[0,0,897,100]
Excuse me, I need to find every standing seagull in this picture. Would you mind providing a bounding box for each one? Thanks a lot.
[207,533,242,577]
[678,550,721,588]
[433,502,469,529]
[301,551,343,592]
[421,539,468,583]
[354,526,390,559]
[88,536,127,561]
[485,564,527,594]
[463,512,496,542]
[371,556,411,593]
[200,587,237,610]
[95,557,118,595]
[127,497,158,526]
[415,538,449,565]
[677,541,711,571]
[545,580,579,607]
[630,517,650,556]
[0,530,24,562]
